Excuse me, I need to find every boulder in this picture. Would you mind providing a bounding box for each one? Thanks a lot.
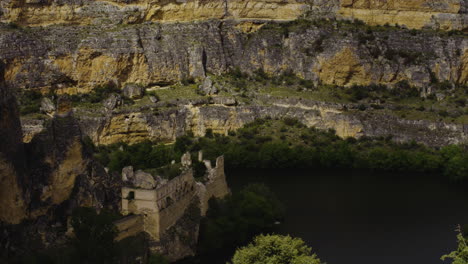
[133,170,156,189]
[149,96,159,103]
[103,94,122,110]
[213,96,236,106]
[40,98,55,115]
[198,77,218,95]
[122,166,134,182]
[181,152,192,167]
[123,84,144,99]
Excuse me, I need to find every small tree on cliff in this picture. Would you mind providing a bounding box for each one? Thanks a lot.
[231,234,322,264]
[442,228,468,264]
[71,207,118,264]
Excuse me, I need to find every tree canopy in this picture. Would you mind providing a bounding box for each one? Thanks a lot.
[70,207,118,264]
[442,231,468,264]
[231,234,322,264]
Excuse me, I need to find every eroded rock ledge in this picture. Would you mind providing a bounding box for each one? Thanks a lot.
[1,21,466,94]
[0,0,466,30]
[66,95,468,147]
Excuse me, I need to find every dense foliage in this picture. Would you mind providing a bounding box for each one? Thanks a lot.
[442,231,468,264]
[230,234,322,264]
[93,118,468,180]
[93,140,180,173]
[179,118,468,180]
[70,207,119,264]
[18,90,43,115]
[197,184,284,254]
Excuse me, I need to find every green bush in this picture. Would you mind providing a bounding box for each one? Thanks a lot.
[19,90,43,115]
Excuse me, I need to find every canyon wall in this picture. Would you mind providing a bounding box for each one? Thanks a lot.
[0,88,121,256]
[0,61,27,224]
[0,0,466,30]
[72,96,467,147]
[0,20,466,94]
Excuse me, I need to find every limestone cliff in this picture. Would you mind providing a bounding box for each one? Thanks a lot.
[0,87,121,257]
[0,20,466,94]
[338,0,468,30]
[73,95,466,147]
[0,0,466,30]
[0,61,27,224]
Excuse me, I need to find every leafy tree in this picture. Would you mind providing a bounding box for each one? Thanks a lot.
[441,231,468,264]
[70,207,118,264]
[198,184,284,253]
[231,234,322,264]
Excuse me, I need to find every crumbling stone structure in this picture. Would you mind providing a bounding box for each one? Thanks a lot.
[118,152,229,258]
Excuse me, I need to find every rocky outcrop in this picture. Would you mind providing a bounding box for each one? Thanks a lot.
[338,0,468,30]
[0,61,27,224]
[0,21,466,94]
[0,0,466,30]
[0,0,310,26]
[68,95,467,147]
[0,84,121,258]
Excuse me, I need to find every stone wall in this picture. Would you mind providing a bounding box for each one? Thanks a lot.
[120,154,229,260]
[114,214,144,241]
[199,156,230,215]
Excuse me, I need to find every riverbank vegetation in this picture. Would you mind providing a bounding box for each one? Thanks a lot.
[93,118,468,180]
[198,184,284,254]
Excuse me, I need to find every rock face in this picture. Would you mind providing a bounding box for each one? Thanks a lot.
[0,79,121,257]
[0,20,466,94]
[133,170,157,189]
[198,77,218,95]
[338,0,468,30]
[40,97,55,116]
[0,0,466,30]
[103,94,123,110]
[0,61,27,224]
[123,84,144,99]
[72,95,467,147]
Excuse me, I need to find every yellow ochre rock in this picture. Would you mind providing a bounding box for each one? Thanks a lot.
[315,47,371,87]
[338,0,466,30]
[1,0,465,30]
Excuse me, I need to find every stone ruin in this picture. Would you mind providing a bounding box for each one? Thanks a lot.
[117,151,230,259]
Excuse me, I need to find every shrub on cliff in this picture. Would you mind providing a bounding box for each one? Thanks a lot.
[230,234,322,264]
[18,90,42,115]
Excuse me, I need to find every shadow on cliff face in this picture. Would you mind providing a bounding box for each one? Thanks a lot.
[0,63,122,259]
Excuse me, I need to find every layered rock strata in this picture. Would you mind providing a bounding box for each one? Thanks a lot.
[0,21,466,94]
[0,0,466,30]
[67,95,467,147]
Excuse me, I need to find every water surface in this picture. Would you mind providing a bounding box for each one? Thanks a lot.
[228,169,468,264]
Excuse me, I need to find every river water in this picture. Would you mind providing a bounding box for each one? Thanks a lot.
[227,169,468,264]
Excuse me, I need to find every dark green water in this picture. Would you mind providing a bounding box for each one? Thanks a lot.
[227,169,468,264]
